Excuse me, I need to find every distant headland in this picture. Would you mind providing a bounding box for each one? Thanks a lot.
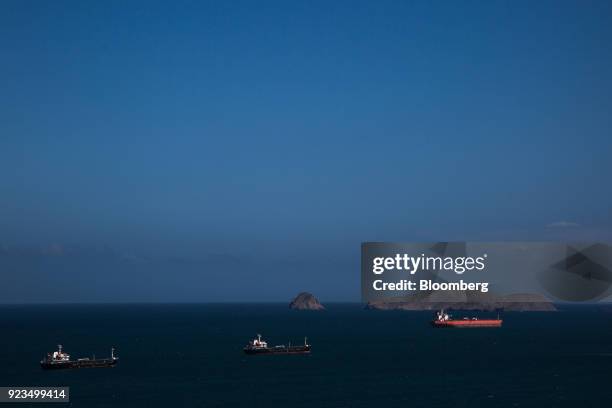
[365,292,557,312]
[289,292,325,310]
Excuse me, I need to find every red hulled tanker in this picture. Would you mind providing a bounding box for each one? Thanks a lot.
[431,310,502,328]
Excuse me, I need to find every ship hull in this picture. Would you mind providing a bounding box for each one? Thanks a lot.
[431,319,502,328]
[40,358,118,370]
[243,345,311,355]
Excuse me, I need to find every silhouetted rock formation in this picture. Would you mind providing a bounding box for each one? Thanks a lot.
[365,292,556,312]
[290,292,325,310]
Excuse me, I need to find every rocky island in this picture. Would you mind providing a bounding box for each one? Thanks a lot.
[289,292,325,311]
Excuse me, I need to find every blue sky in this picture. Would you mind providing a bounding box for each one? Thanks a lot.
[1,0,611,302]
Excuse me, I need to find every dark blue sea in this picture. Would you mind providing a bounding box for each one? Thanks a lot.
[1,304,612,407]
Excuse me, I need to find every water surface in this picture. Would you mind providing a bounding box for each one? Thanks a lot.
[1,304,611,407]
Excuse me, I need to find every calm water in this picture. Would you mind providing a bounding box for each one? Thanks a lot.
[1,304,612,407]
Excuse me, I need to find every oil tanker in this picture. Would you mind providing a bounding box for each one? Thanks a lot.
[243,334,311,355]
[40,345,118,369]
[431,310,502,328]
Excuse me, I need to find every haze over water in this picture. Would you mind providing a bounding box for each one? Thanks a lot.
[2,0,612,303]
